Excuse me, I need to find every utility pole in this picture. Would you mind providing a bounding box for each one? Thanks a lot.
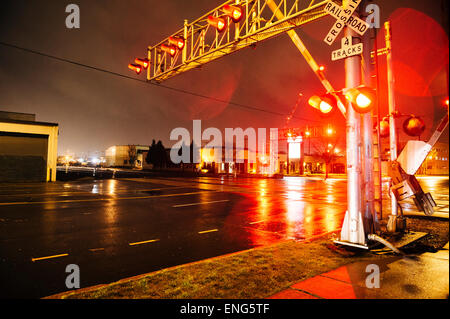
[385,21,399,232]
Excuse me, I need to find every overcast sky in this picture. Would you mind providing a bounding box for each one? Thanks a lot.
[0,0,448,156]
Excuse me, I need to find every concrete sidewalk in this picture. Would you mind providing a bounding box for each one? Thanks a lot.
[268,243,449,299]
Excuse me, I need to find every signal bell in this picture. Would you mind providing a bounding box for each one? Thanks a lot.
[403,115,426,137]
[379,118,390,138]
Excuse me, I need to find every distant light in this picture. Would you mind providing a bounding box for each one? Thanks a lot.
[318,65,325,72]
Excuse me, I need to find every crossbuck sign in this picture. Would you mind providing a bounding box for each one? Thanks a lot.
[323,0,370,45]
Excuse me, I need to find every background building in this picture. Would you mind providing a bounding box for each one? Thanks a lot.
[0,111,58,182]
[105,145,149,168]
[417,142,449,175]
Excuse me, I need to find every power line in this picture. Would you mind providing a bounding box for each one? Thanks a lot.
[0,41,327,124]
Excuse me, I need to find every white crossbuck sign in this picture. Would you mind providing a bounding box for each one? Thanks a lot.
[323,0,370,45]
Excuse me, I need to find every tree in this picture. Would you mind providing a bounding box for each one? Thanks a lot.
[127,145,137,167]
[155,140,167,168]
[146,140,156,166]
[146,140,167,169]
[311,132,343,180]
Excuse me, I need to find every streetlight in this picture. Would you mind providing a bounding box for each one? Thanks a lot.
[326,127,334,136]
[304,130,311,156]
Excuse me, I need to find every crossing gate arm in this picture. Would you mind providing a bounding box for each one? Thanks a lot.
[397,113,449,175]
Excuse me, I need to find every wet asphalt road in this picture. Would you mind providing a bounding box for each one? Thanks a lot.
[0,176,447,298]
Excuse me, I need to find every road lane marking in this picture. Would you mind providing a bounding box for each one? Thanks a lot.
[31,253,69,262]
[198,229,219,234]
[129,239,160,246]
[0,186,187,199]
[89,248,105,252]
[0,191,218,206]
[173,199,230,208]
[249,220,265,225]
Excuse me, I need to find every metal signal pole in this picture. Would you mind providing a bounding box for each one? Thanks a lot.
[338,0,366,246]
[361,0,378,234]
[385,21,399,231]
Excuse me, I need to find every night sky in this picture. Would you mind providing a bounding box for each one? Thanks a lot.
[0,0,448,156]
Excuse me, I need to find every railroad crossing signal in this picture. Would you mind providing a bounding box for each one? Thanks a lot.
[323,0,370,45]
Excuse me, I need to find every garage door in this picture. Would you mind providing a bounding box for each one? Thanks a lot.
[0,132,48,182]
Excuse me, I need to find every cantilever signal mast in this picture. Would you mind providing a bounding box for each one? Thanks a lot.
[144,0,334,82]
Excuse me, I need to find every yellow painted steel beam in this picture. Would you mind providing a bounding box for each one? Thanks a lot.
[147,0,332,82]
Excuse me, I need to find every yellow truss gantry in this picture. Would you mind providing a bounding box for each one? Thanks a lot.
[147,0,338,83]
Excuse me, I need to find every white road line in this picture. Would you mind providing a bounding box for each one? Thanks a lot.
[173,199,230,208]
[0,191,216,206]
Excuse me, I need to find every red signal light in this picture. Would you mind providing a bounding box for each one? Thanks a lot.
[134,58,149,69]
[403,115,426,137]
[128,63,142,74]
[169,36,185,50]
[208,15,227,32]
[161,44,177,57]
[308,94,336,114]
[223,4,243,23]
[345,86,376,113]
